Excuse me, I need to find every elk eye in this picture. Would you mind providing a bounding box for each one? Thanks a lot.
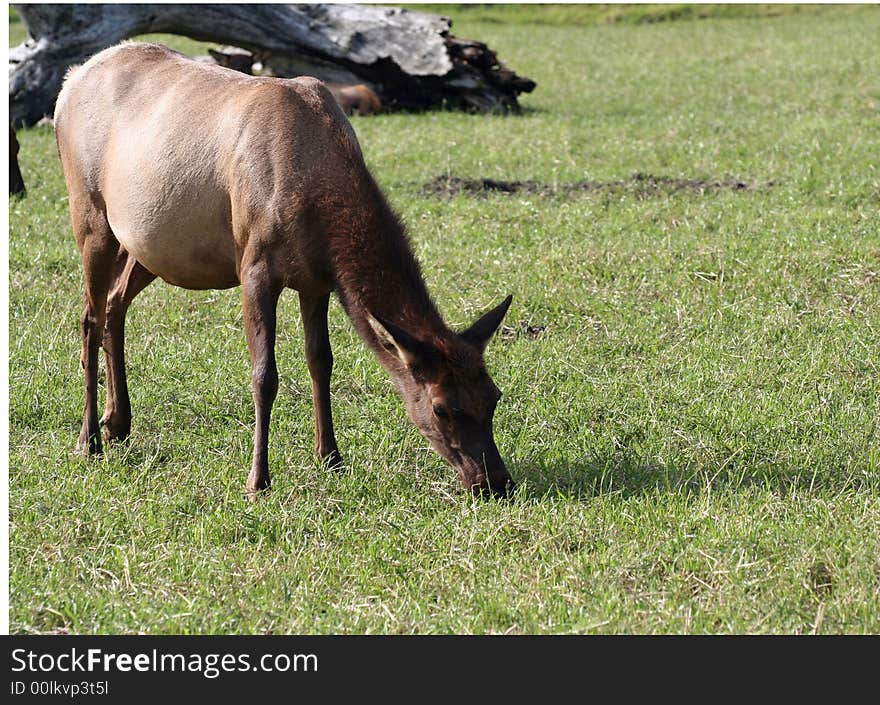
[432,404,450,420]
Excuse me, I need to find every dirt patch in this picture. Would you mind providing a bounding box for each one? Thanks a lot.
[423,172,774,198]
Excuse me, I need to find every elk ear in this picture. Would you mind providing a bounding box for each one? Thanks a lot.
[365,311,424,368]
[460,295,513,352]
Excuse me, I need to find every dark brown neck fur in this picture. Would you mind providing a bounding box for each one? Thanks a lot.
[322,173,450,362]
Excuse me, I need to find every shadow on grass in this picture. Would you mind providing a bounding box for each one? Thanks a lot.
[517,105,549,117]
[510,454,874,502]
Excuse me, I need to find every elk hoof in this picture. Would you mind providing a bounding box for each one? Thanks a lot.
[77,429,102,455]
[245,470,271,501]
[243,487,270,503]
[321,449,344,471]
[76,439,103,455]
[100,414,131,443]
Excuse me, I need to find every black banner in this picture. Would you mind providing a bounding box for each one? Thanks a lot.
[3,634,875,700]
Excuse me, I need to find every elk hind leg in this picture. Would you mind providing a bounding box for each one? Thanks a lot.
[75,204,119,454]
[101,250,156,442]
[241,261,282,498]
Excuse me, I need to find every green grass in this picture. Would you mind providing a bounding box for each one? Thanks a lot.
[406,3,854,27]
[9,6,880,634]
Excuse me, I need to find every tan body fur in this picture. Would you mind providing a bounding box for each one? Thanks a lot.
[56,43,359,294]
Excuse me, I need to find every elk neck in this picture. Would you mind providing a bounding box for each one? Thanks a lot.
[323,173,451,368]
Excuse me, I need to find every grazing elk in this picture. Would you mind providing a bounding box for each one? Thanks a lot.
[325,83,383,117]
[54,42,514,498]
[207,46,255,75]
[205,46,382,117]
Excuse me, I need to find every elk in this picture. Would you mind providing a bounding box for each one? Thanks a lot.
[205,47,382,117]
[325,83,383,117]
[54,42,514,498]
[206,47,255,75]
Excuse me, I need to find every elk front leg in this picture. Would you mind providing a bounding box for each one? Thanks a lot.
[241,263,281,498]
[299,292,342,469]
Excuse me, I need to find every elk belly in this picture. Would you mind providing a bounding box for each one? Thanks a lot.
[105,203,239,290]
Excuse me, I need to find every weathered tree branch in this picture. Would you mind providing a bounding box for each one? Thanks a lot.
[9,3,536,127]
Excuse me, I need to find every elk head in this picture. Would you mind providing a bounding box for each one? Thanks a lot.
[366,296,514,497]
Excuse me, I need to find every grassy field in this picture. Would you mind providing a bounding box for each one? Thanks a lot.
[8,6,880,634]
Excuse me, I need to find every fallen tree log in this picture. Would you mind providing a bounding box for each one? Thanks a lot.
[9,3,536,127]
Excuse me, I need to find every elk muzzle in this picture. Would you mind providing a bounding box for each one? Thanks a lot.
[456,440,515,499]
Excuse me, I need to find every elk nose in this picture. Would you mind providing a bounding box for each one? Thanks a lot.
[472,474,516,500]
[494,477,516,499]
